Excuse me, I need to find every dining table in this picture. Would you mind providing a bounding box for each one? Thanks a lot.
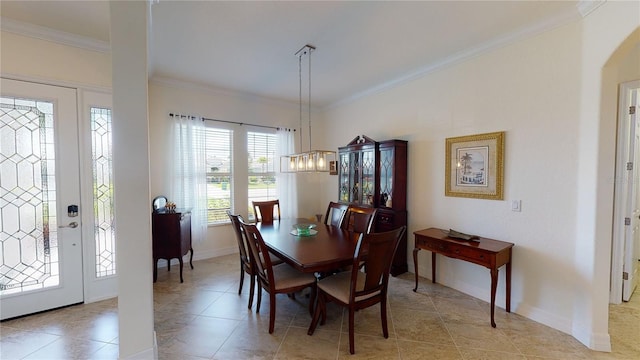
[256,218,356,274]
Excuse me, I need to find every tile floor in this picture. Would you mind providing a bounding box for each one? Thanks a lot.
[1,254,639,359]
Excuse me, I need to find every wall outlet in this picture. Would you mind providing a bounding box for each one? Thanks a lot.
[511,200,521,212]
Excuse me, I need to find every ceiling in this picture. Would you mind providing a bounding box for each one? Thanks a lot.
[0,1,581,108]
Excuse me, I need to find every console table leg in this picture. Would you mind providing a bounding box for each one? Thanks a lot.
[153,259,158,283]
[431,252,436,284]
[179,258,184,283]
[413,248,420,292]
[189,247,194,269]
[490,268,498,328]
[506,257,512,313]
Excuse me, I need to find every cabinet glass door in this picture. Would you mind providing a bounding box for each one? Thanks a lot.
[379,147,394,207]
[339,152,350,202]
[360,149,375,205]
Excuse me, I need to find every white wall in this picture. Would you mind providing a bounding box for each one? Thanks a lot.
[322,16,583,332]
[148,80,308,259]
[2,0,638,352]
[319,1,639,351]
[0,31,111,89]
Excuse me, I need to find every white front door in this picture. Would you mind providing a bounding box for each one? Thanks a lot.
[623,86,639,301]
[0,78,84,319]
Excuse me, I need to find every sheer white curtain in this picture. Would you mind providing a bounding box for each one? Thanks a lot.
[169,114,208,244]
[276,128,297,218]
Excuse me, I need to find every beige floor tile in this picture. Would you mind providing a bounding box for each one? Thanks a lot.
[392,307,455,345]
[21,337,112,360]
[275,326,340,360]
[445,322,519,354]
[457,347,525,360]
[2,254,638,359]
[397,339,463,359]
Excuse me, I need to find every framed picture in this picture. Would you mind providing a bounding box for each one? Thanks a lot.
[329,160,338,175]
[445,131,504,200]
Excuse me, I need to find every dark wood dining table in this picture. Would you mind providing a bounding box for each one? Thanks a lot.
[256,218,355,273]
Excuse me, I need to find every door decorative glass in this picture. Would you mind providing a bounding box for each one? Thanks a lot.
[91,107,116,278]
[0,99,59,295]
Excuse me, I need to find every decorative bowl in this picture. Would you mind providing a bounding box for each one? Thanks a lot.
[292,223,317,236]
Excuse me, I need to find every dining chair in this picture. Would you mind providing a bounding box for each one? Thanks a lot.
[241,220,317,334]
[227,210,282,309]
[307,226,406,354]
[341,205,378,241]
[324,201,348,227]
[252,199,281,223]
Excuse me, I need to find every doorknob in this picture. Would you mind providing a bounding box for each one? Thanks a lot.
[59,222,78,229]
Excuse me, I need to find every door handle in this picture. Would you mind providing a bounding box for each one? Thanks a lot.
[59,221,78,229]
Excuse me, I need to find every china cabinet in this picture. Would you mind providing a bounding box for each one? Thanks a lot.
[338,135,408,275]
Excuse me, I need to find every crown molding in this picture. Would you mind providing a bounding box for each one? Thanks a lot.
[577,0,607,18]
[0,17,110,53]
[328,4,583,110]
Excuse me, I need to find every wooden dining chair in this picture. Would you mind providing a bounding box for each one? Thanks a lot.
[252,199,280,223]
[241,220,317,334]
[341,205,378,240]
[227,210,282,309]
[307,226,406,354]
[324,201,348,227]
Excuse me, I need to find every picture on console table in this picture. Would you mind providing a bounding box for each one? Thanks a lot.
[445,131,504,200]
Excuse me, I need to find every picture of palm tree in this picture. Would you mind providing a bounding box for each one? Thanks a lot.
[456,146,488,186]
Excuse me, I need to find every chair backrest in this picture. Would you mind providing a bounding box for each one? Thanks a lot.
[241,220,276,289]
[324,201,348,227]
[341,205,378,236]
[227,210,251,270]
[252,200,281,223]
[349,226,406,302]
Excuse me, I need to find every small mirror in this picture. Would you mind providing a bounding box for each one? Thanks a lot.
[152,196,167,212]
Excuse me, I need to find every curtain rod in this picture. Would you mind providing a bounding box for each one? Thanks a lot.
[169,113,295,131]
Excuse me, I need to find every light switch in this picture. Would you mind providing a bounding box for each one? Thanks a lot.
[511,200,521,212]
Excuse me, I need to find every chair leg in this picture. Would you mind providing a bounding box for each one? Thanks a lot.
[256,287,262,313]
[238,266,244,295]
[307,292,322,335]
[349,308,355,354]
[381,297,389,338]
[268,293,276,334]
[248,274,255,309]
[308,285,316,316]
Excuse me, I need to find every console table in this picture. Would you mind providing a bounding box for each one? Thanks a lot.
[152,208,193,283]
[413,227,514,327]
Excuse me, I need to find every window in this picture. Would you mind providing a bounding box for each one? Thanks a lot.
[199,126,278,225]
[204,127,233,224]
[91,107,116,278]
[247,131,278,219]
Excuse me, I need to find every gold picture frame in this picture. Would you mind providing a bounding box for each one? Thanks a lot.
[445,131,504,200]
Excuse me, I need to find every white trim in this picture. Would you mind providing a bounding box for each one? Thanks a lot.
[610,80,640,304]
[577,0,607,18]
[1,73,112,94]
[0,17,110,53]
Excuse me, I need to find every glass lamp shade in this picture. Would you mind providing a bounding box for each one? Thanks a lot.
[280,150,336,173]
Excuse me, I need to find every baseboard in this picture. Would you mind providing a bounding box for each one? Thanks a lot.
[119,334,157,360]
[572,322,612,352]
[410,260,613,352]
[156,246,237,269]
[516,301,573,334]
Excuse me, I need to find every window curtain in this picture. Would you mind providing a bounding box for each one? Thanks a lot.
[169,114,207,244]
[276,128,297,218]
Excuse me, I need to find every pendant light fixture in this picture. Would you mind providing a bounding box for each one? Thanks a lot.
[280,44,336,173]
